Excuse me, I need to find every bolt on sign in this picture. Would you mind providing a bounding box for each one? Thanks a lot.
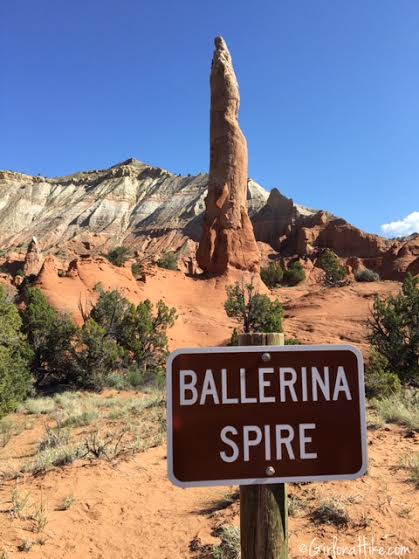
[167,345,367,488]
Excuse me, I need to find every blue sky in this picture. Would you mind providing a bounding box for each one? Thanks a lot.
[1,0,418,235]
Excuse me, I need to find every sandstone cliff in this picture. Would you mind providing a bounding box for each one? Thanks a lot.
[0,161,268,260]
[0,162,417,281]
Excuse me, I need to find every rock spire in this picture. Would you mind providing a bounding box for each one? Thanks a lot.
[23,237,44,277]
[196,36,260,274]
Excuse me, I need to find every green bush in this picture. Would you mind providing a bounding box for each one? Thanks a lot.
[228,328,239,346]
[157,252,177,271]
[20,285,177,392]
[0,287,33,418]
[71,319,122,391]
[21,288,77,387]
[119,299,177,380]
[283,261,306,286]
[89,287,176,384]
[365,348,401,398]
[368,274,419,385]
[106,246,131,267]
[131,262,144,279]
[90,286,131,340]
[224,281,283,334]
[285,337,302,345]
[127,369,144,387]
[261,262,283,288]
[355,269,380,282]
[318,249,348,287]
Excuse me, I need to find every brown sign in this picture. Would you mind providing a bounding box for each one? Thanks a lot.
[167,345,367,487]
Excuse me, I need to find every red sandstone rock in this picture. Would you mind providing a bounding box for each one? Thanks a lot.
[36,254,59,282]
[66,259,80,278]
[196,37,260,275]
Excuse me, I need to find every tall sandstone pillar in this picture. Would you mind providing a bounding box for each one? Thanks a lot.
[197,37,260,274]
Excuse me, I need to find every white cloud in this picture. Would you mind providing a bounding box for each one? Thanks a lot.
[381,211,419,237]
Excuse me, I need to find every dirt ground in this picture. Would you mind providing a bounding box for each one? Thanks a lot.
[0,413,417,558]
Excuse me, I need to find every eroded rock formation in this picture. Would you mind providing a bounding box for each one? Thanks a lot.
[196,37,260,274]
[23,237,44,277]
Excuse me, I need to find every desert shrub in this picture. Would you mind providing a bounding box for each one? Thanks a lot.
[127,369,144,387]
[23,397,56,415]
[355,268,380,282]
[228,328,239,346]
[318,249,348,287]
[38,426,70,451]
[20,285,176,391]
[285,337,302,345]
[157,252,177,270]
[21,288,77,387]
[288,494,309,517]
[225,281,283,334]
[402,454,419,488]
[0,286,33,418]
[71,319,122,390]
[118,299,177,380]
[90,286,131,341]
[368,274,418,385]
[283,261,306,286]
[0,418,15,448]
[15,268,24,277]
[106,372,128,390]
[87,288,176,384]
[212,525,240,559]
[365,348,401,398]
[60,408,99,427]
[27,444,83,475]
[131,262,144,279]
[370,390,419,431]
[261,262,283,288]
[106,246,131,267]
[58,494,77,510]
[310,498,350,528]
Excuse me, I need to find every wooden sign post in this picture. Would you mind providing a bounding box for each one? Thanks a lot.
[166,341,367,559]
[238,332,287,559]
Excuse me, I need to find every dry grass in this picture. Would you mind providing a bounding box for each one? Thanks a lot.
[22,398,56,415]
[57,494,76,511]
[212,526,240,559]
[310,497,350,528]
[38,425,70,451]
[288,494,309,517]
[0,419,26,448]
[10,488,31,519]
[24,444,83,475]
[396,453,419,489]
[81,426,140,461]
[1,389,166,478]
[370,390,419,431]
[0,420,15,449]
[31,500,48,533]
[59,409,99,428]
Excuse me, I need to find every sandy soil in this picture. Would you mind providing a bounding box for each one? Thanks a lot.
[0,419,417,558]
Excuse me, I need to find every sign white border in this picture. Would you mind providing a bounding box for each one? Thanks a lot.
[166,344,368,488]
